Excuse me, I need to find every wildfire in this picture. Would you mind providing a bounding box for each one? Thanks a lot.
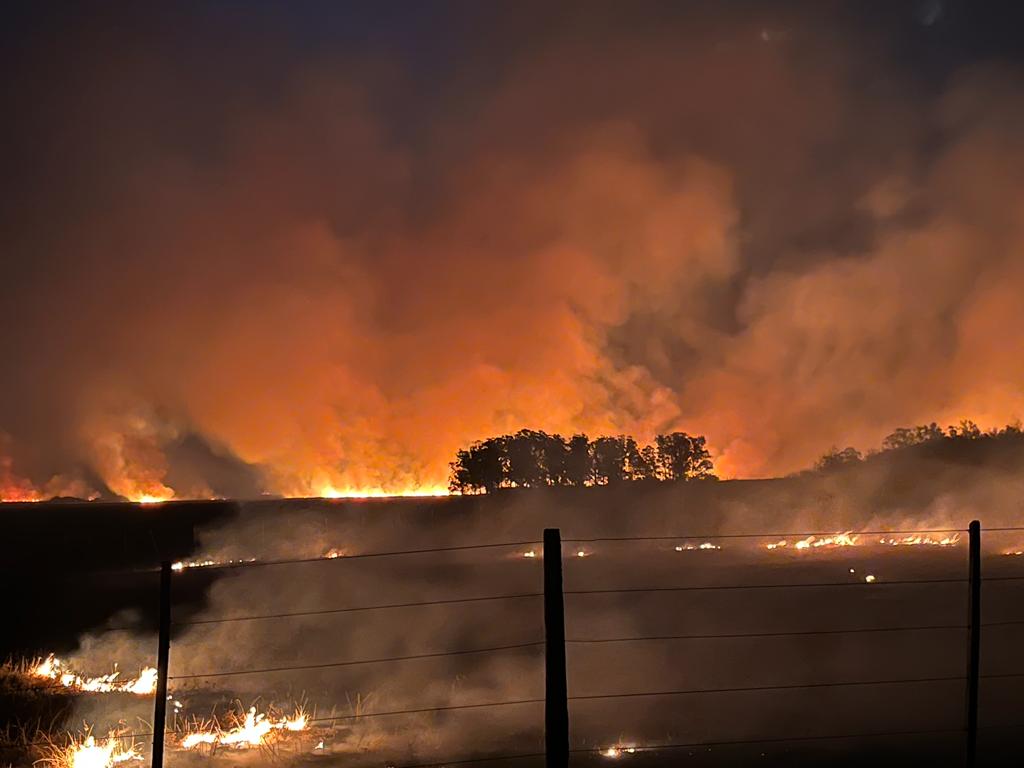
[878,533,961,547]
[31,655,157,695]
[315,484,448,500]
[37,730,142,768]
[601,746,638,758]
[180,705,309,751]
[135,494,172,504]
[674,542,721,551]
[323,548,346,559]
[766,532,858,550]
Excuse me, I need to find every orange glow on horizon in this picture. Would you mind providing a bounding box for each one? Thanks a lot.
[314,484,449,500]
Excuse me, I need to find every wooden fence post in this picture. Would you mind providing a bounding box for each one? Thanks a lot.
[965,520,981,768]
[544,529,569,768]
[152,561,172,768]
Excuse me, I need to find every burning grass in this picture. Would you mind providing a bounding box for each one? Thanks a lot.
[27,656,156,696]
[35,726,143,768]
[177,701,310,755]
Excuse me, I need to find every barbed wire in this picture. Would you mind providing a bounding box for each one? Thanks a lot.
[174,592,544,626]
[567,675,967,703]
[563,576,966,596]
[168,641,544,680]
[563,528,966,542]
[566,623,967,644]
[304,698,545,723]
[169,541,542,573]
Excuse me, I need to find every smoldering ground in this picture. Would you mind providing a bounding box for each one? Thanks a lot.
[47,464,1024,767]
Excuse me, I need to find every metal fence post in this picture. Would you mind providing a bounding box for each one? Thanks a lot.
[966,520,981,768]
[543,529,569,768]
[152,561,172,768]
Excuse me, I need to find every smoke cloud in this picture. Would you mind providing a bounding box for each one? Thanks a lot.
[2,3,1024,498]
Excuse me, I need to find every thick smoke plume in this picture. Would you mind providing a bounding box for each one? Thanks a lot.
[2,3,1024,499]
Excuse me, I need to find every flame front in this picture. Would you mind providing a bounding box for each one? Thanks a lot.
[180,705,309,751]
[37,732,142,768]
[31,654,157,696]
[879,533,961,547]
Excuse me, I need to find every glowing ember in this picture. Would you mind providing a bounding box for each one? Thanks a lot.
[865,574,876,583]
[37,731,142,768]
[31,655,157,695]
[878,533,960,547]
[1003,550,1024,556]
[674,542,721,551]
[601,746,637,758]
[181,705,309,751]
[171,557,257,571]
[576,550,589,558]
[522,550,537,558]
[323,548,346,559]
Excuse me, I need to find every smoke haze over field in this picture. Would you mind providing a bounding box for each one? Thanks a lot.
[53,474,1024,765]
[3,1,1024,499]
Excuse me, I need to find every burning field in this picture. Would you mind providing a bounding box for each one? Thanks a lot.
[3,480,1024,768]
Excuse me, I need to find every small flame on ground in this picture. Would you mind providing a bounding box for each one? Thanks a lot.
[180,705,309,751]
[323,548,346,559]
[865,574,877,583]
[601,746,637,758]
[766,532,858,550]
[878,533,960,547]
[522,550,537,558]
[675,542,721,551]
[171,557,257,571]
[37,730,142,768]
[31,655,157,695]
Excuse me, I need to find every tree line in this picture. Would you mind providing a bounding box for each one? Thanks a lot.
[449,429,714,494]
[816,419,1023,471]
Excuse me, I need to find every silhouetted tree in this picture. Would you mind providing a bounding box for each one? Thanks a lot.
[448,437,506,493]
[881,423,945,451]
[948,419,982,440]
[451,428,716,493]
[815,446,863,471]
[565,434,592,486]
[506,430,548,487]
[637,444,659,481]
[591,436,630,485]
[655,432,714,480]
[539,432,570,486]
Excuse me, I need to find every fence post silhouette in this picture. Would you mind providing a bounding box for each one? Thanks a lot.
[152,561,172,768]
[544,529,569,768]
[965,520,981,768]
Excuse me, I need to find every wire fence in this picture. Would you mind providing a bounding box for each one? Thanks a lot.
[7,522,1024,767]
